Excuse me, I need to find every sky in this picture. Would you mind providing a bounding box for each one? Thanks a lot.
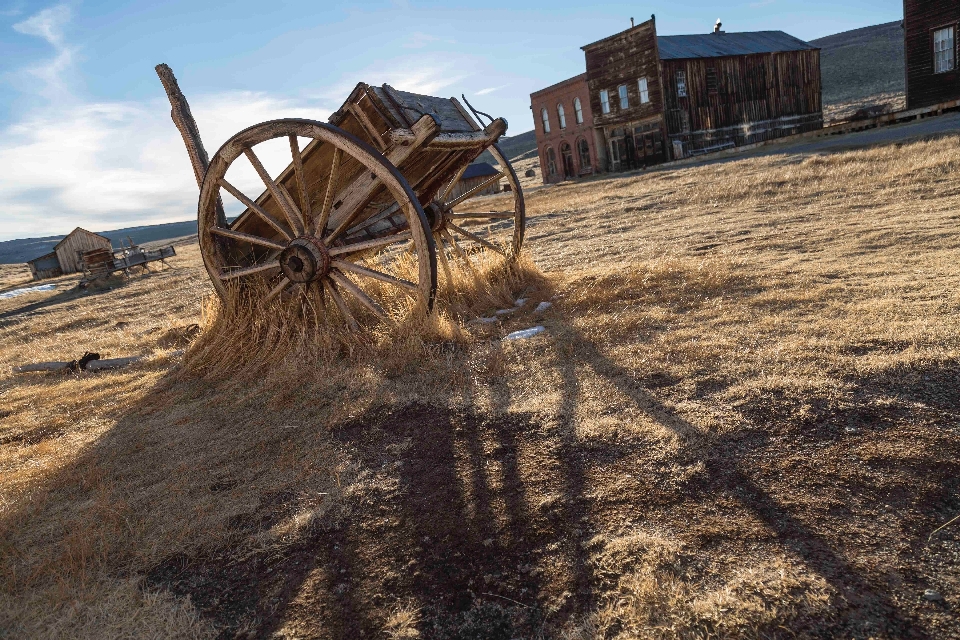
[0,0,903,241]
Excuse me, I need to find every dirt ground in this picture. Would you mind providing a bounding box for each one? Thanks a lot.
[2,129,960,639]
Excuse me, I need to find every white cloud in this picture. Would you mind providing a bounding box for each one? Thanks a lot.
[12,4,74,99]
[0,92,334,240]
[475,84,509,96]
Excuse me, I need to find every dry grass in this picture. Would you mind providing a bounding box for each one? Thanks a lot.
[2,134,960,638]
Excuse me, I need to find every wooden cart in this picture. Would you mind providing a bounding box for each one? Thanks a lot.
[157,65,524,329]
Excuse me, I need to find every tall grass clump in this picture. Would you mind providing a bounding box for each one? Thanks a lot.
[179,250,551,380]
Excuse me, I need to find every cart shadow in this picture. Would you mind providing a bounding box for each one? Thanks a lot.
[4,320,956,638]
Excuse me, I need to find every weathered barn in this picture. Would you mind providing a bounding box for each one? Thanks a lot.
[447,162,502,201]
[580,17,822,169]
[53,228,112,275]
[26,252,62,280]
[904,0,960,109]
[529,74,601,184]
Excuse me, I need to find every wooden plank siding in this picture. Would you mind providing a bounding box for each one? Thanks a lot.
[660,49,822,154]
[904,0,960,109]
[53,228,112,274]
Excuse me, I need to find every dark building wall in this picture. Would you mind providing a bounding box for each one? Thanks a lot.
[530,74,600,184]
[904,0,960,109]
[582,18,667,171]
[660,49,822,155]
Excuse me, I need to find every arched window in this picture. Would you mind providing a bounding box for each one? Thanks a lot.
[557,104,566,129]
[574,97,583,124]
[540,108,550,133]
[546,147,557,176]
[577,138,591,169]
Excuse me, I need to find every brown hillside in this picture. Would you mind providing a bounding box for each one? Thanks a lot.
[2,132,959,638]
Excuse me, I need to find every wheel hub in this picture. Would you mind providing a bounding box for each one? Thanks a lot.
[425,201,446,231]
[278,236,330,284]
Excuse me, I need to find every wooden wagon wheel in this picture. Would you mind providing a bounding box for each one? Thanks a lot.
[428,143,525,282]
[198,119,437,328]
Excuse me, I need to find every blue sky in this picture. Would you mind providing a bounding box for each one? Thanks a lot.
[0,0,903,241]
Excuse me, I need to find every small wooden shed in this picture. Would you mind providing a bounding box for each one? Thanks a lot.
[448,162,501,202]
[26,252,63,280]
[54,228,112,275]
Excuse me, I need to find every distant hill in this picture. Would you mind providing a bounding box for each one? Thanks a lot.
[812,21,905,104]
[0,220,198,264]
[476,129,537,165]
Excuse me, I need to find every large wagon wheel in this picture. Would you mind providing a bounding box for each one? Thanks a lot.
[198,119,437,328]
[428,143,524,282]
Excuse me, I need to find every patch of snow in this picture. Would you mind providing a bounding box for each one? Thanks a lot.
[503,326,546,341]
[515,298,528,307]
[0,284,56,300]
[534,301,553,313]
[495,308,517,316]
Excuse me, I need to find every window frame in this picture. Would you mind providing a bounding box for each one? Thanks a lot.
[934,25,956,74]
[599,90,610,114]
[540,107,551,133]
[577,137,591,169]
[706,67,718,94]
[557,103,566,129]
[638,77,650,104]
[546,147,558,176]
[676,70,687,98]
[618,84,629,109]
[574,97,584,124]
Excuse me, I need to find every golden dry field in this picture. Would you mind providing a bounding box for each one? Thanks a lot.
[2,133,960,639]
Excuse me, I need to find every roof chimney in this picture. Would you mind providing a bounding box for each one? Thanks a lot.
[631,17,635,27]
[714,19,723,34]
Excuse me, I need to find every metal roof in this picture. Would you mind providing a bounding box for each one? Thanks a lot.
[462,162,499,180]
[657,31,816,60]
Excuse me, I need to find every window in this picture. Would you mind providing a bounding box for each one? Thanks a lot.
[577,138,591,169]
[618,84,629,109]
[540,108,550,133]
[574,97,583,124]
[676,70,687,97]
[638,77,649,104]
[600,89,610,114]
[546,147,557,176]
[935,27,956,73]
[557,104,566,129]
[706,67,718,94]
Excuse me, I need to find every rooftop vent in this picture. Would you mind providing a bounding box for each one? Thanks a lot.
[714,19,723,34]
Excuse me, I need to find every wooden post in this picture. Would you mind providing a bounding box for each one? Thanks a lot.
[155,63,226,227]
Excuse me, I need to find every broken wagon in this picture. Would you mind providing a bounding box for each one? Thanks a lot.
[157,64,525,330]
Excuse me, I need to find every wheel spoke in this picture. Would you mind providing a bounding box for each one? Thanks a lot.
[449,211,516,219]
[329,270,391,323]
[440,228,471,265]
[288,135,312,233]
[264,276,291,303]
[447,221,506,256]
[324,279,359,331]
[316,147,341,236]
[219,262,280,280]
[243,146,304,236]
[331,259,417,292]
[435,232,453,285]
[446,172,504,209]
[442,162,470,201]
[219,178,293,241]
[210,226,287,250]
[324,185,382,246]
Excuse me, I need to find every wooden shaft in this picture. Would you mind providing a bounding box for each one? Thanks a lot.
[155,63,226,227]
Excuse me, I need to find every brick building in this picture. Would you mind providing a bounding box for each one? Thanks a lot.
[529,74,600,184]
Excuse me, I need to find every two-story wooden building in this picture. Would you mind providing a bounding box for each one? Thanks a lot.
[581,17,822,169]
[904,0,960,109]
